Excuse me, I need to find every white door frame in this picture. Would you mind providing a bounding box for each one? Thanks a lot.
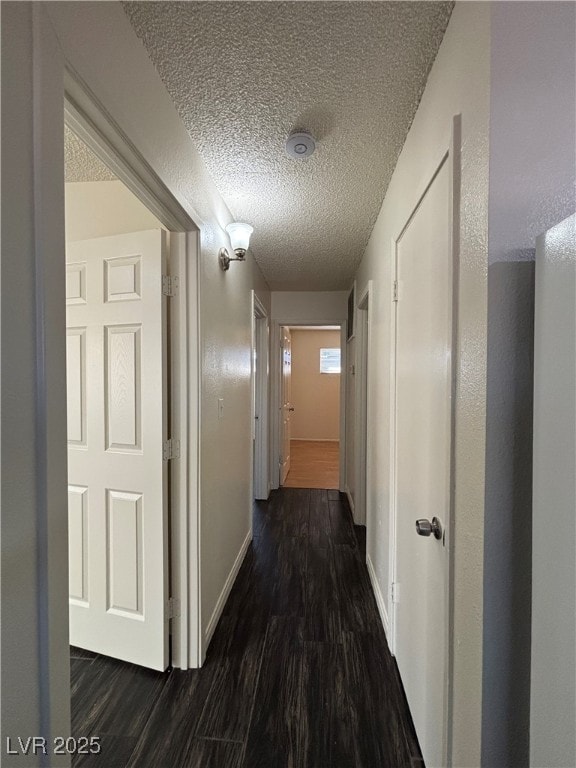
[251,293,269,501]
[65,73,202,669]
[270,321,346,491]
[388,116,461,764]
[355,282,373,528]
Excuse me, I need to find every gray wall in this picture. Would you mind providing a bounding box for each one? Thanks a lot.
[1,6,71,764]
[531,215,576,768]
[482,3,576,766]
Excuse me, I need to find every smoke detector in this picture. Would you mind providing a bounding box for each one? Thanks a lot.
[285,131,316,159]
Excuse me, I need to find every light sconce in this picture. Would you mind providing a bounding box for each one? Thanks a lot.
[219,222,254,271]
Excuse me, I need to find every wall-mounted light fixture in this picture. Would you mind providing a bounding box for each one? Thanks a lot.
[219,222,254,271]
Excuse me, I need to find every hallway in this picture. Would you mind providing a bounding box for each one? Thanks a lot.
[71,488,421,767]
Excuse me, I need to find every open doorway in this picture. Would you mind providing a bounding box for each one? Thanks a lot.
[65,124,172,671]
[252,293,269,501]
[280,326,342,489]
[63,97,201,678]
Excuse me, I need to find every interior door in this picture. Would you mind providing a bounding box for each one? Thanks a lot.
[66,229,169,671]
[280,326,292,484]
[393,157,452,767]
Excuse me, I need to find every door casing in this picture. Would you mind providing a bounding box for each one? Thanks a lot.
[252,293,269,501]
[270,321,347,491]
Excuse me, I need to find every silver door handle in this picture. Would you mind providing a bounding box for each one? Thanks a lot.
[415,517,443,540]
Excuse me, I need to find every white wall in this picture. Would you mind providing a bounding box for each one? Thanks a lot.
[351,5,490,764]
[271,291,347,324]
[531,215,576,768]
[483,4,576,765]
[290,329,340,441]
[1,3,270,753]
[65,180,162,241]
[199,232,269,645]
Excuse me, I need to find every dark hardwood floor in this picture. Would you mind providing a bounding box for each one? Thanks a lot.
[71,488,422,768]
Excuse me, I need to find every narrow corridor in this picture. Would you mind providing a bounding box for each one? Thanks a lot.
[71,489,421,767]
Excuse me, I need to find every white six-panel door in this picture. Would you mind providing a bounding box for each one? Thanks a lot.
[393,157,452,767]
[66,229,169,671]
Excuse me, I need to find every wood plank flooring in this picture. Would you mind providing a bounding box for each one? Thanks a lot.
[71,488,422,768]
[283,440,340,489]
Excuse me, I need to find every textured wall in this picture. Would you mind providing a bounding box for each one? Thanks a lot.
[531,215,576,768]
[290,329,341,441]
[483,4,576,766]
[352,4,490,764]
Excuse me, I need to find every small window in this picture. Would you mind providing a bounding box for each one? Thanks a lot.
[320,348,341,374]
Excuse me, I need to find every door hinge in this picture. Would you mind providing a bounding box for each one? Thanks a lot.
[168,597,181,620]
[163,439,180,461]
[162,275,179,297]
[391,582,399,604]
[393,280,399,303]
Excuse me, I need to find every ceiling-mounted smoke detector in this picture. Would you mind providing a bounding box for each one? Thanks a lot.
[285,131,316,159]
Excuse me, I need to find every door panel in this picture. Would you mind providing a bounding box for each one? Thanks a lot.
[393,158,451,767]
[280,327,292,484]
[66,229,168,671]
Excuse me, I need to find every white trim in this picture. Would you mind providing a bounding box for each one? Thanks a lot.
[168,232,187,669]
[389,245,398,654]
[270,319,346,491]
[172,231,202,670]
[204,531,252,647]
[252,294,269,501]
[64,71,200,233]
[445,115,462,764]
[339,325,347,492]
[354,282,372,527]
[270,322,282,489]
[367,555,390,639]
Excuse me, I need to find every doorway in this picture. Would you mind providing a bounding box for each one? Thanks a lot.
[354,284,371,526]
[65,131,171,670]
[279,326,342,489]
[252,293,269,501]
[391,147,456,767]
[64,92,201,672]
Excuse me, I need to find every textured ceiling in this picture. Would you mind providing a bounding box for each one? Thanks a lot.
[64,125,117,183]
[123,1,453,290]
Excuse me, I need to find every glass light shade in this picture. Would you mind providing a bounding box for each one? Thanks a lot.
[226,222,253,252]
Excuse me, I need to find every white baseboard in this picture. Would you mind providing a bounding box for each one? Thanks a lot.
[366,554,390,639]
[204,530,252,647]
